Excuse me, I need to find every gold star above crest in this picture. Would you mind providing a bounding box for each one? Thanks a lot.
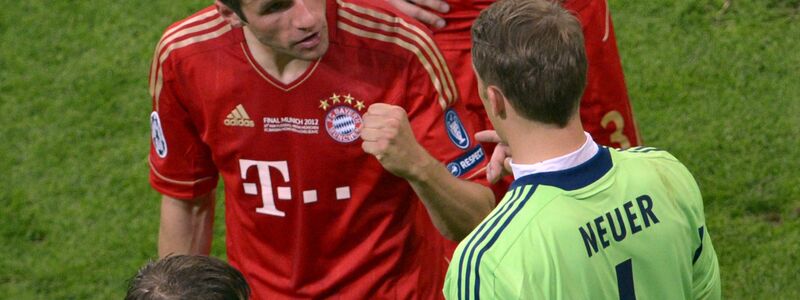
[343,94,354,104]
[330,93,341,104]
[355,100,366,111]
[319,99,330,110]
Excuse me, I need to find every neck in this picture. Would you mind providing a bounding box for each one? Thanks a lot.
[504,115,587,165]
[244,27,312,84]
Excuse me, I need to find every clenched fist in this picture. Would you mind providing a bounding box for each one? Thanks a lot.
[361,103,432,180]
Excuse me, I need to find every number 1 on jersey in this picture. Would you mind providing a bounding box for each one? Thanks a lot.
[615,258,636,300]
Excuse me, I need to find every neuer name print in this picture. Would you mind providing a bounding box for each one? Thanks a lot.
[579,195,661,257]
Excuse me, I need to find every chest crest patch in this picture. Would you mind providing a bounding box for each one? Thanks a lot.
[320,93,365,144]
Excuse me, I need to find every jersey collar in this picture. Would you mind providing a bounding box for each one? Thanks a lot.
[510,132,598,179]
[509,145,612,192]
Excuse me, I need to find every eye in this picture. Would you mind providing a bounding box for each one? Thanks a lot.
[261,1,292,14]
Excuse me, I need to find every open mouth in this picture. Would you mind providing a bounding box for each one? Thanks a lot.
[295,32,321,49]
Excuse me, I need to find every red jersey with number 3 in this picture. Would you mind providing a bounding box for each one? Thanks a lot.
[148,0,486,298]
[433,0,641,149]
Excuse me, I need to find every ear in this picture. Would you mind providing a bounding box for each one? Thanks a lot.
[216,0,246,28]
[486,85,507,119]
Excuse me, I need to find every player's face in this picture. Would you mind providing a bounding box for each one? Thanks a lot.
[238,0,329,60]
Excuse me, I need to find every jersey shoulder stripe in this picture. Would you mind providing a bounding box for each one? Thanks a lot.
[149,8,220,96]
[621,146,663,153]
[457,185,537,300]
[149,7,232,110]
[610,146,682,165]
[470,185,538,299]
[456,187,522,300]
[335,0,458,109]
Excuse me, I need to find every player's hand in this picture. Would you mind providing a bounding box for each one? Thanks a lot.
[361,103,431,180]
[384,0,450,29]
[475,130,512,184]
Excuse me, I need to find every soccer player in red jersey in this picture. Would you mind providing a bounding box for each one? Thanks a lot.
[386,0,642,165]
[147,0,494,298]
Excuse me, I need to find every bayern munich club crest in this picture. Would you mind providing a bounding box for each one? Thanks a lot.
[320,93,366,143]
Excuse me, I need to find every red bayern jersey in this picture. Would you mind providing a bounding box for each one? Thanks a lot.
[428,0,494,50]
[565,0,642,148]
[148,0,487,298]
[429,0,641,149]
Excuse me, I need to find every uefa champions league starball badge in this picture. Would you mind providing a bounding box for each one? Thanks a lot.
[319,93,366,143]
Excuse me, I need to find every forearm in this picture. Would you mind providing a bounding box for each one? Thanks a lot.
[158,192,216,257]
[360,104,495,240]
[408,154,495,241]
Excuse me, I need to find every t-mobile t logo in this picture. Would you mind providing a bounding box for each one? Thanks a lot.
[239,159,351,217]
[239,159,290,217]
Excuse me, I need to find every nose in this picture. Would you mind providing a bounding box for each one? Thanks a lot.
[291,0,318,30]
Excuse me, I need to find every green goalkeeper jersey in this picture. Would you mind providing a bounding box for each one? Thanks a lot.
[444,146,720,300]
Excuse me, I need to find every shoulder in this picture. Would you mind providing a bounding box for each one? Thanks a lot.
[481,192,558,297]
[332,0,434,56]
[152,6,237,67]
[609,146,703,204]
[331,0,457,107]
[477,186,561,264]
[609,146,685,167]
[149,6,239,101]
[610,146,699,183]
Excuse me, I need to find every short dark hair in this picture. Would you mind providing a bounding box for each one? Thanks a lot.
[472,0,587,127]
[219,0,247,22]
[125,255,250,300]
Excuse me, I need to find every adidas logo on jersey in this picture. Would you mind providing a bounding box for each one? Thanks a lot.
[224,104,255,127]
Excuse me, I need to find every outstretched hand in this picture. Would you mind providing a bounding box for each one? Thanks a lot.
[384,0,450,29]
[475,130,512,184]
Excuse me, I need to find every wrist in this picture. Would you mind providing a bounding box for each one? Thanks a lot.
[406,151,440,183]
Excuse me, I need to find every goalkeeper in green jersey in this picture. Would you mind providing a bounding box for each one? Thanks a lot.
[443,0,721,299]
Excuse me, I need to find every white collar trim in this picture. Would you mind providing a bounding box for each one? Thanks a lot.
[510,132,598,180]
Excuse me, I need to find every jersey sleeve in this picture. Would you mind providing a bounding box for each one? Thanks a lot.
[400,42,488,184]
[692,226,721,300]
[148,50,218,200]
[673,158,721,299]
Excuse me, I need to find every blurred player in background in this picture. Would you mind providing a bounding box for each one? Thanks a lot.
[126,254,250,300]
[443,0,721,298]
[148,0,493,298]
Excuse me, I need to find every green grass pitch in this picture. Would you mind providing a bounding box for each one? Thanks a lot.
[0,0,798,298]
